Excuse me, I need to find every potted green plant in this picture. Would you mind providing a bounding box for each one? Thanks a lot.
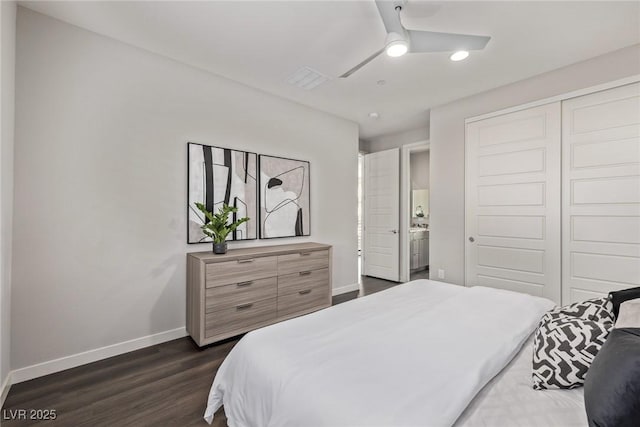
[194,202,249,254]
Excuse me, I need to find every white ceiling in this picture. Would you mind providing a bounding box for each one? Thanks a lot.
[20,1,640,139]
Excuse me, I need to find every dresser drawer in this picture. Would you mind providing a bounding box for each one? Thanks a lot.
[278,267,329,295]
[205,297,276,339]
[205,277,277,313]
[206,256,277,288]
[277,287,329,320]
[188,243,332,346]
[277,250,329,275]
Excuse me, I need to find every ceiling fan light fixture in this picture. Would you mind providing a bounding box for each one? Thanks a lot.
[385,32,409,57]
[450,50,470,61]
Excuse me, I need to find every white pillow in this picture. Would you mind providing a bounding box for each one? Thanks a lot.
[615,298,640,329]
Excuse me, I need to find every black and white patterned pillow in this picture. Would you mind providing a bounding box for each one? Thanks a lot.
[532,297,614,390]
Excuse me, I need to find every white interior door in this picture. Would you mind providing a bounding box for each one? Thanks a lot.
[562,82,640,304]
[466,102,561,304]
[364,149,400,282]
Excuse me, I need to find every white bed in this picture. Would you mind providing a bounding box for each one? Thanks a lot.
[455,337,586,426]
[204,279,586,426]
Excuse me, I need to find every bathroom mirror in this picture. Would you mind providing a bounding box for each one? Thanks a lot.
[412,189,429,218]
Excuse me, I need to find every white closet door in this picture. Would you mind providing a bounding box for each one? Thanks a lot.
[562,82,640,304]
[363,149,400,281]
[466,102,561,304]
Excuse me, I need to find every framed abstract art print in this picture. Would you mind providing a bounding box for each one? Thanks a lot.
[258,155,310,238]
[187,142,258,243]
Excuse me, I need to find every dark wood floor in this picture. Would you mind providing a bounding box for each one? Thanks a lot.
[1,276,403,426]
[410,268,430,282]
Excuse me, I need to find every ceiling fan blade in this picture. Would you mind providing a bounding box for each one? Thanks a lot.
[339,47,385,78]
[375,0,405,35]
[408,29,491,53]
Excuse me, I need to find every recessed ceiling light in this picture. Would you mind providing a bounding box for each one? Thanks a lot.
[450,50,469,61]
[385,32,409,57]
[368,112,380,119]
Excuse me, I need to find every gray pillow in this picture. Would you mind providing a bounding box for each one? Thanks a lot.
[584,328,640,427]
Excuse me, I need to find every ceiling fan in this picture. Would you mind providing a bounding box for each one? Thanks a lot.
[340,0,491,78]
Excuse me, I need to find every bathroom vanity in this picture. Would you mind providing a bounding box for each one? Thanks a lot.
[410,228,429,271]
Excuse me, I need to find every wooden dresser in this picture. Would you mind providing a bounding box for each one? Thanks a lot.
[186,242,332,346]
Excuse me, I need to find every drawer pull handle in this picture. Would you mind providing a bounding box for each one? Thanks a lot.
[236,303,254,310]
[237,281,253,287]
[300,252,312,256]
[299,271,312,276]
[299,289,312,295]
[237,258,254,264]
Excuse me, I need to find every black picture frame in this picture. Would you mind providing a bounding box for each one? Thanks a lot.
[258,154,311,239]
[187,142,258,244]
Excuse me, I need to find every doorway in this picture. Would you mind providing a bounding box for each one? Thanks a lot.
[400,141,430,282]
[357,152,364,279]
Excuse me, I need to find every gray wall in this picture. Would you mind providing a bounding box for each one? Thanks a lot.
[429,43,640,286]
[0,0,16,398]
[363,126,429,153]
[410,150,429,190]
[12,8,359,372]
[358,139,370,153]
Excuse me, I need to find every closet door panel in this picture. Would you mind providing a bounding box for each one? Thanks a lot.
[562,82,640,304]
[466,102,561,304]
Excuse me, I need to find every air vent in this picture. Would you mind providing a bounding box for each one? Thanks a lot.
[286,66,330,90]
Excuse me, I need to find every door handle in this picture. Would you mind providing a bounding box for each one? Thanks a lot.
[390,230,398,234]
[468,236,475,243]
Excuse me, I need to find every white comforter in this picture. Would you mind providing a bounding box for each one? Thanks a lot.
[455,337,587,427]
[204,280,554,426]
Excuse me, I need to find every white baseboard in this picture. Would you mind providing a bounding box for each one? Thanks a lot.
[11,327,187,385]
[6,284,358,387]
[1,371,11,408]
[332,282,360,296]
